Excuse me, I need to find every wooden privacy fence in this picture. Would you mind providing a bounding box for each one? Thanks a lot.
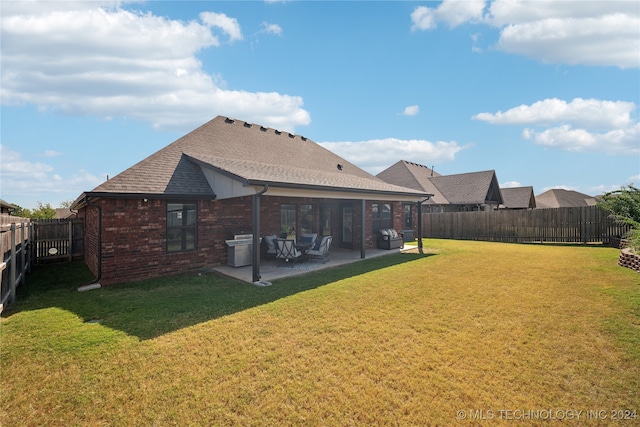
[34,219,84,263]
[421,206,630,244]
[1,216,33,312]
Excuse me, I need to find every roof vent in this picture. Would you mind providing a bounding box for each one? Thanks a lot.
[244,122,252,128]
[275,130,282,135]
[260,126,268,132]
[288,133,295,138]
[301,136,307,141]
[337,164,343,171]
[225,118,234,124]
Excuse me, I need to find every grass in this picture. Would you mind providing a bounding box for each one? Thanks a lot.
[1,239,639,426]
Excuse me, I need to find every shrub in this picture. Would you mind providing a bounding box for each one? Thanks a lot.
[598,185,640,253]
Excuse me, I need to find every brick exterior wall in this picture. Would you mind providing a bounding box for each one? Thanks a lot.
[80,195,409,285]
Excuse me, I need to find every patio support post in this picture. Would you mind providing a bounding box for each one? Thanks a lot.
[417,200,423,254]
[252,194,261,283]
[417,194,433,254]
[361,199,366,259]
[252,185,268,284]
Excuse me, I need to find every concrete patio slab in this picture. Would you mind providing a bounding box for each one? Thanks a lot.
[213,244,419,284]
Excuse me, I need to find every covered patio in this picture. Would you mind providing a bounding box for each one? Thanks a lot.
[214,244,417,284]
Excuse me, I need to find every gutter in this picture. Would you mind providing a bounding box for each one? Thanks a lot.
[246,179,429,199]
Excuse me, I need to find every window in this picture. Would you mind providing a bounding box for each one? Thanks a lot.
[372,203,392,233]
[404,204,413,228]
[300,204,313,234]
[319,205,331,236]
[280,204,296,238]
[167,202,196,252]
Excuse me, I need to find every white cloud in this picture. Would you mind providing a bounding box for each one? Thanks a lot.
[260,22,283,36]
[522,124,639,155]
[411,0,640,69]
[200,11,243,42]
[0,2,310,133]
[474,98,635,129]
[500,181,522,188]
[0,145,104,208]
[411,0,486,30]
[44,150,63,158]
[474,98,639,155]
[401,105,419,116]
[319,138,465,175]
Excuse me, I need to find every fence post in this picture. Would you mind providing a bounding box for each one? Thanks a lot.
[68,220,73,260]
[10,224,16,305]
[20,223,27,283]
[27,223,33,274]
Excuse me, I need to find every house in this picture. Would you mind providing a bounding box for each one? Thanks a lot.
[535,189,598,209]
[377,160,504,213]
[0,199,15,215]
[499,186,536,209]
[71,116,430,286]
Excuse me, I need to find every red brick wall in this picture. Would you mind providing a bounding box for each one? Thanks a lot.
[79,195,405,285]
[77,203,100,279]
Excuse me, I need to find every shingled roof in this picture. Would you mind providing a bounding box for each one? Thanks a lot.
[500,186,536,209]
[535,189,597,208]
[74,116,427,206]
[376,160,447,203]
[377,161,503,206]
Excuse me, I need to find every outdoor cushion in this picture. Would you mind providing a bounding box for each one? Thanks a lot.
[299,234,317,244]
[312,238,324,250]
[264,235,278,250]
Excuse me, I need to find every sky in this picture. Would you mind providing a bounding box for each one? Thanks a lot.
[1,0,639,210]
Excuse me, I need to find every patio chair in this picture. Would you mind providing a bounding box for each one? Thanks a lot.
[276,238,303,266]
[299,233,317,245]
[262,235,278,259]
[306,235,332,263]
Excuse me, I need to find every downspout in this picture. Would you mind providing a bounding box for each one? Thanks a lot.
[252,184,270,286]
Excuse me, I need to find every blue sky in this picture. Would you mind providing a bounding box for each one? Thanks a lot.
[1,0,639,210]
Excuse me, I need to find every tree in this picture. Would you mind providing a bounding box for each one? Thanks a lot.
[30,202,56,220]
[8,204,32,219]
[598,185,640,253]
[60,199,75,209]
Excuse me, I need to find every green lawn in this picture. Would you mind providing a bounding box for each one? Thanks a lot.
[1,239,639,426]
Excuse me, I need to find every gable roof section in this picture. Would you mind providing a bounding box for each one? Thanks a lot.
[377,161,503,206]
[430,170,503,205]
[377,161,448,204]
[500,186,536,209]
[75,116,427,206]
[535,189,597,208]
[376,160,441,190]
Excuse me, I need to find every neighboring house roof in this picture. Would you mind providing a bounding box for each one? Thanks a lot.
[377,161,504,206]
[73,116,428,208]
[1,199,16,212]
[500,186,536,209]
[376,160,447,204]
[535,189,597,208]
[429,170,503,206]
[56,208,76,219]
